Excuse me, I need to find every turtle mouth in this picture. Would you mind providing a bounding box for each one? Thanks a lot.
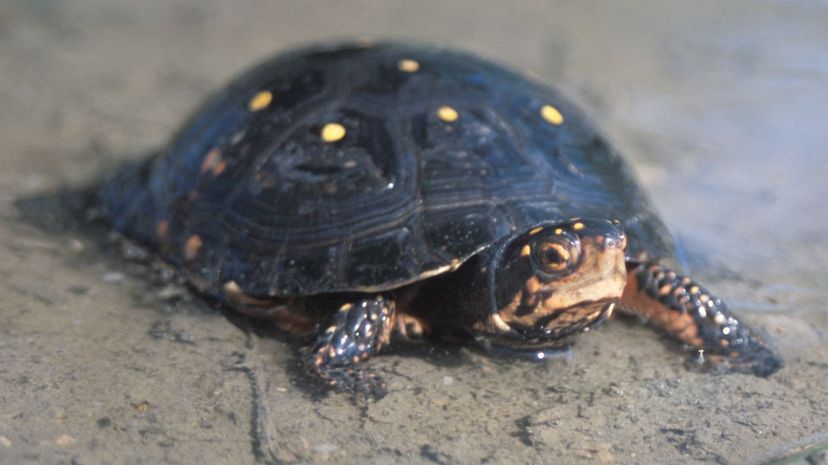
[482,298,618,350]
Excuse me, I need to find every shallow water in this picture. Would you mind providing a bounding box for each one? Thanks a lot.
[1,1,827,464]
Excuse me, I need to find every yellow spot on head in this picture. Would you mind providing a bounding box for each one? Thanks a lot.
[248,91,272,111]
[321,123,346,142]
[184,235,202,260]
[437,105,459,122]
[398,59,420,72]
[520,244,531,257]
[572,222,585,231]
[529,227,543,235]
[540,104,564,125]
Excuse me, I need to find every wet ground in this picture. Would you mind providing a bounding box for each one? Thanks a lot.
[2,1,827,464]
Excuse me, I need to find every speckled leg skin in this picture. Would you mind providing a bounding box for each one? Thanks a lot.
[305,295,395,398]
[622,263,782,377]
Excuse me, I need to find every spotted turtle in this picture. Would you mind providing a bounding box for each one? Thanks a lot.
[100,43,781,397]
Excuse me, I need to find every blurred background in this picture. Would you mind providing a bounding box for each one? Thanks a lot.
[2,1,826,464]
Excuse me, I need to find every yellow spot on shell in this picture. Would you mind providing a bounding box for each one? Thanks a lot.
[398,59,420,72]
[529,227,543,235]
[554,228,563,235]
[248,91,272,111]
[437,105,459,122]
[321,123,346,142]
[540,104,564,125]
[520,244,531,257]
[572,222,585,231]
[183,235,202,260]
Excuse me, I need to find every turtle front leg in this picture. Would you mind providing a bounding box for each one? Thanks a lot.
[305,295,396,398]
[622,263,782,377]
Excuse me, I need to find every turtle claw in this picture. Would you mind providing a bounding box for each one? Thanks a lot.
[317,366,388,399]
[686,344,783,378]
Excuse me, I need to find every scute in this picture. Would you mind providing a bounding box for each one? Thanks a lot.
[100,42,672,298]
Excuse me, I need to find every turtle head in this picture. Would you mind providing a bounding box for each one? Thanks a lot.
[472,219,627,352]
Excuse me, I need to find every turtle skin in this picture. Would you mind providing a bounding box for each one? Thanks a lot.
[100,42,781,397]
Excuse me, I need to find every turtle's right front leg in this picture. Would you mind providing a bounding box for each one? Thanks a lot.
[305,295,396,398]
[622,263,782,377]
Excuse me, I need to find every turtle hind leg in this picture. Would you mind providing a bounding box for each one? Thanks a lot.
[305,295,396,399]
[622,263,782,377]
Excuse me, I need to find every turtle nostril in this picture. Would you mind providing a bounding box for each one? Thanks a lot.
[605,235,625,249]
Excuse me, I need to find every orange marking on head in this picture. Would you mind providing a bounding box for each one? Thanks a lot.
[525,276,540,294]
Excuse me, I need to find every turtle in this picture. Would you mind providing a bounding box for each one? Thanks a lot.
[99,42,781,397]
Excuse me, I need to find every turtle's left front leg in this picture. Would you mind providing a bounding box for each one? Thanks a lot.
[622,263,782,377]
[305,295,396,398]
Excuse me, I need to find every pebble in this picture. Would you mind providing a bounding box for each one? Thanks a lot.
[313,443,339,460]
[441,376,454,386]
[102,272,124,283]
[56,434,76,446]
[68,238,84,252]
[0,435,11,447]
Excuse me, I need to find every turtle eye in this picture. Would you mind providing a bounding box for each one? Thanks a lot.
[539,242,569,270]
[531,234,581,277]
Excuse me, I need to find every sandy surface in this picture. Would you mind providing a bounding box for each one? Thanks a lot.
[2,1,827,464]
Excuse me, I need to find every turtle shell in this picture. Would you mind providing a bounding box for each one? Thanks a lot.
[100,42,672,298]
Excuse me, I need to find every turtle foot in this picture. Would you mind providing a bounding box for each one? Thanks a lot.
[304,295,395,399]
